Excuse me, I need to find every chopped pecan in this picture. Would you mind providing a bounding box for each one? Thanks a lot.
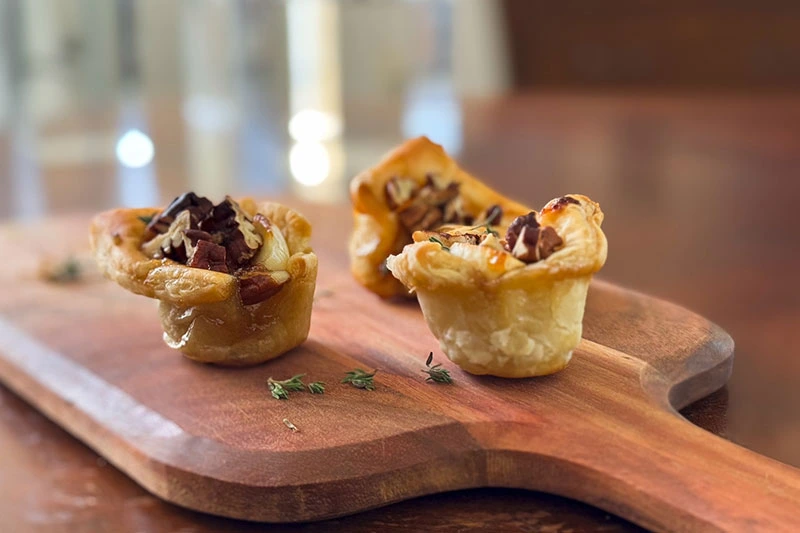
[146,192,213,234]
[141,210,194,262]
[199,199,236,234]
[505,212,539,252]
[393,176,472,232]
[509,225,563,263]
[417,181,460,206]
[418,206,444,230]
[443,196,469,224]
[385,177,418,210]
[504,212,563,263]
[141,194,288,281]
[200,197,263,270]
[184,229,216,245]
[536,226,563,259]
[398,204,444,231]
[187,240,229,273]
[238,269,290,305]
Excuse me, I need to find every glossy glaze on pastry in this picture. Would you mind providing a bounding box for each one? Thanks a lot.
[90,194,317,366]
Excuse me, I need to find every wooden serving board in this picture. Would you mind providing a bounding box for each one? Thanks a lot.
[1,213,799,532]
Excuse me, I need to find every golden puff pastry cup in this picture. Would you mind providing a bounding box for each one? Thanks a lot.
[350,136,530,298]
[387,195,607,378]
[90,197,317,366]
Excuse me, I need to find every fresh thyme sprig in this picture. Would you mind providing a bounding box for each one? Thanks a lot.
[422,352,453,384]
[137,214,154,225]
[468,221,499,238]
[466,205,502,237]
[342,369,377,391]
[428,236,450,251]
[268,374,307,400]
[307,381,325,394]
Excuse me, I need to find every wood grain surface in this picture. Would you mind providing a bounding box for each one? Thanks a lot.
[0,214,798,532]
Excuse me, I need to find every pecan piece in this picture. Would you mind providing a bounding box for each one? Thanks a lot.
[505,212,540,252]
[536,226,564,260]
[418,206,444,230]
[443,195,470,224]
[398,204,444,231]
[238,269,290,305]
[184,229,216,245]
[418,181,459,206]
[200,197,263,270]
[141,210,194,262]
[391,175,474,232]
[509,225,563,263]
[146,192,213,234]
[504,212,564,263]
[385,177,418,210]
[187,240,229,273]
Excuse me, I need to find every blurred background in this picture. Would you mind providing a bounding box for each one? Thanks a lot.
[0,0,513,213]
[3,0,800,218]
[2,0,800,515]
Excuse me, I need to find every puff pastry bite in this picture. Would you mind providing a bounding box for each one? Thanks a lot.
[387,195,607,378]
[90,193,318,366]
[349,136,530,298]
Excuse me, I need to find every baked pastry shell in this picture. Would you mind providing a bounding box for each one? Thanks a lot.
[349,136,530,298]
[387,195,606,378]
[90,199,317,366]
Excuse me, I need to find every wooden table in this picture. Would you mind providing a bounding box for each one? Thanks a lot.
[2,93,799,531]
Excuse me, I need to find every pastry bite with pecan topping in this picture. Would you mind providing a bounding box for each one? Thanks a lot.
[349,137,530,298]
[387,195,606,378]
[90,193,318,366]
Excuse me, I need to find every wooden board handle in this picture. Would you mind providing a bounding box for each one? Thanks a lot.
[475,338,800,533]
[487,409,800,532]
[602,412,800,532]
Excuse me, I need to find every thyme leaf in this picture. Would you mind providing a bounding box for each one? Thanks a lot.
[422,352,453,384]
[468,222,499,238]
[268,374,306,400]
[428,236,450,252]
[342,368,377,391]
[307,381,325,394]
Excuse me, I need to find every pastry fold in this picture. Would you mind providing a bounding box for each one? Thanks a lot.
[90,199,317,366]
[349,136,530,298]
[387,195,607,378]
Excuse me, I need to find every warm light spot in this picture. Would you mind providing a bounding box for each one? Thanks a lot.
[115,129,154,168]
[289,109,342,142]
[289,141,330,186]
